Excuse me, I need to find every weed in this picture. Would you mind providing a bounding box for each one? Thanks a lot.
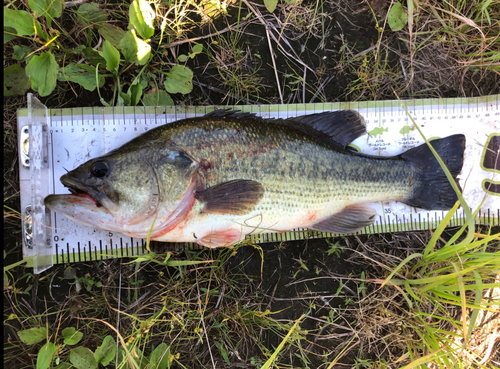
[207,31,265,104]
[4,0,200,105]
[326,239,344,257]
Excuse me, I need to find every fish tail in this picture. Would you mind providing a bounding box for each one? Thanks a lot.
[401,134,466,210]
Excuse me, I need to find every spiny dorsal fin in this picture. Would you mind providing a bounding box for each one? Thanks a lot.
[204,109,258,119]
[309,204,376,234]
[288,110,367,147]
[195,179,265,215]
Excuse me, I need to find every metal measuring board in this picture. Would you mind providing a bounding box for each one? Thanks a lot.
[18,94,500,274]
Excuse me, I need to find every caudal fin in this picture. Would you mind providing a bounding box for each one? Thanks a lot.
[401,134,466,210]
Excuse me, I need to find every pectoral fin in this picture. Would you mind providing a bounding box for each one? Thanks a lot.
[310,205,376,234]
[195,179,265,215]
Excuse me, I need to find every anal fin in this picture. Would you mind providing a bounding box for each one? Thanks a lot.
[195,179,265,215]
[310,204,376,234]
[199,228,243,248]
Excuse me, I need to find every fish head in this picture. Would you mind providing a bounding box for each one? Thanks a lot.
[44,142,199,236]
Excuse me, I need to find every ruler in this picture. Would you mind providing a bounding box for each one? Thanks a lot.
[18,94,500,273]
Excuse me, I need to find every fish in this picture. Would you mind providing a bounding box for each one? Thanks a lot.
[44,110,466,248]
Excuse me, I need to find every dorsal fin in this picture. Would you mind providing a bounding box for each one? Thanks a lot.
[287,110,367,147]
[203,109,367,147]
[204,109,259,119]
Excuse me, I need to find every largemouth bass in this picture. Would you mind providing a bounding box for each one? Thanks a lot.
[44,110,465,247]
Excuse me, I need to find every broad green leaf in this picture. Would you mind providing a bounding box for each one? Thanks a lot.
[388,2,407,31]
[37,342,58,369]
[164,65,193,94]
[17,326,47,345]
[128,82,143,106]
[4,64,31,97]
[192,43,203,55]
[149,343,170,369]
[119,30,151,65]
[94,335,116,366]
[4,8,39,36]
[62,327,83,345]
[98,24,126,49]
[26,52,58,96]
[118,91,131,106]
[142,89,174,106]
[102,40,120,72]
[76,2,107,27]
[81,47,107,67]
[4,26,17,43]
[129,0,155,39]
[70,346,98,369]
[264,0,278,13]
[70,45,86,55]
[28,0,64,26]
[189,43,203,58]
[58,63,104,91]
[13,45,35,61]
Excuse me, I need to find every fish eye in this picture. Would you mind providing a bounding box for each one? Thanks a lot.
[91,161,109,178]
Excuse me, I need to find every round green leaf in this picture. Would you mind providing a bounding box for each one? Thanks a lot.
[4,64,31,97]
[17,326,47,345]
[13,45,35,61]
[192,43,203,55]
[142,89,174,106]
[25,52,59,96]
[264,0,278,13]
[388,2,408,32]
[28,0,64,25]
[77,3,107,27]
[165,65,193,95]
[70,347,98,369]
[58,63,104,91]
[4,26,17,43]
[4,8,39,36]
[62,327,83,345]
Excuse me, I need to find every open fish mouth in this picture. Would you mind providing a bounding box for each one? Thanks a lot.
[60,174,104,208]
